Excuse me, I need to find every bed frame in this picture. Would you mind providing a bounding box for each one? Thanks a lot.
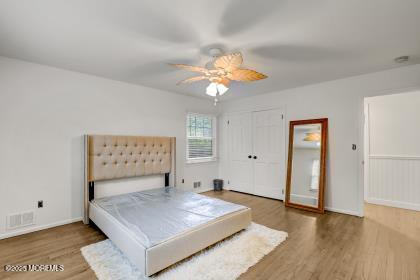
[83,135,251,276]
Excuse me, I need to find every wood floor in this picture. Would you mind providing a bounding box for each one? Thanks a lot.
[1,190,419,280]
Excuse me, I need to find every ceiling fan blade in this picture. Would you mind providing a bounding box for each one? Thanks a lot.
[177,76,208,85]
[170,64,209,73]
[127,57,199,81]
[213,53,243,71]
[229,69,267,82]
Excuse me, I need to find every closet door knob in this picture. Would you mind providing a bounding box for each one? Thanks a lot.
[253,156,257,159]
[248,155,252,159]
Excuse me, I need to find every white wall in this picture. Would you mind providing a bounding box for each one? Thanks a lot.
[365,91,420,211]
[0,56,218,238]
[220,64,420,216]
[367,91,420,156]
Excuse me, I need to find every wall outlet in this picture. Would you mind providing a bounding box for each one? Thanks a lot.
[193,181,201,188]
[38,200,43,208]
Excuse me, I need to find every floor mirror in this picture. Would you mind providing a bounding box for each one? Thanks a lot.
[285,118,328,213]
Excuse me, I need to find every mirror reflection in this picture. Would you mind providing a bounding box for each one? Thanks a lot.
[289,124,322,207]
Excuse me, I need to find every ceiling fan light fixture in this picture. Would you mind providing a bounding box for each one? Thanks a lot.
[206,82,218,96]
[216,83,229,95]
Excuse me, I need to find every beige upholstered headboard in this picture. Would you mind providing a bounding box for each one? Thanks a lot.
[83,135,176,223]
[88,135,174,181]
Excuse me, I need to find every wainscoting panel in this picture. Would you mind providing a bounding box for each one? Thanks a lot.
[368,155,420,211]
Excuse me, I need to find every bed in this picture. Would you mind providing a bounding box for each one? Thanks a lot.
[83,135,252,276]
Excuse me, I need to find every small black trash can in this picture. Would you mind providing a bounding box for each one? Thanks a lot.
[213,179,223,191]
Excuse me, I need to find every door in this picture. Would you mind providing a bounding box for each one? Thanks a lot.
[226,109,285,199]
[252,109,285,199]
[227,112,254,194]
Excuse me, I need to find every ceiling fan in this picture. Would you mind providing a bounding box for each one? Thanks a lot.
[171,52,267,104]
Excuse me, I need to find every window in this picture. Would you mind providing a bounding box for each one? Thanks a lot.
[310,159,320,190]
[186,113,216,163]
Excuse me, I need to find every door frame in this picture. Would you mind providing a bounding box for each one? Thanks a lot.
[363,99,370,209]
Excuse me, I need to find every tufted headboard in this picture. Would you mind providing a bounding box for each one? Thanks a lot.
[83,135,176,224]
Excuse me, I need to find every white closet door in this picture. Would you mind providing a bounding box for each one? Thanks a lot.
[252,109,285,199]
[227,112,254,194]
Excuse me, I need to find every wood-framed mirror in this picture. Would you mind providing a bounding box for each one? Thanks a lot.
[285,118,328,213]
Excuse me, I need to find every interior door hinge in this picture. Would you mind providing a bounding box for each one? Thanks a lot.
[282,189,284,194]
[227,120,230,125]
[281,114,284,120]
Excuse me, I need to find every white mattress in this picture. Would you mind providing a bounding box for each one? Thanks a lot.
[91,187,247,248]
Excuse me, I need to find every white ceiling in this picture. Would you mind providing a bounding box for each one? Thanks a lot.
[1,0,419,100]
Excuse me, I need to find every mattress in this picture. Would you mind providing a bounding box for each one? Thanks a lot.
[91,187,247,248]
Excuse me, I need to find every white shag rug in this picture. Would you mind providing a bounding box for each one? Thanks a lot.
[81,223,287,280]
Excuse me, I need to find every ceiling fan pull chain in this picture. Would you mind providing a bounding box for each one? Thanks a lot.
[214,92,219,106]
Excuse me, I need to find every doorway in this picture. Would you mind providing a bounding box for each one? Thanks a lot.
[364,90,420,211]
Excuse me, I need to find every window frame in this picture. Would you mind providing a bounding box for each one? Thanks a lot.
[186,112,217,164]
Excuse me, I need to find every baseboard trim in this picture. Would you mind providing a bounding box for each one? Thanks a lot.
[228,190,283,201]
[366,198,420,212]
[0,217,83,240]
[325,206,361,217]
[196,187,214,193]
